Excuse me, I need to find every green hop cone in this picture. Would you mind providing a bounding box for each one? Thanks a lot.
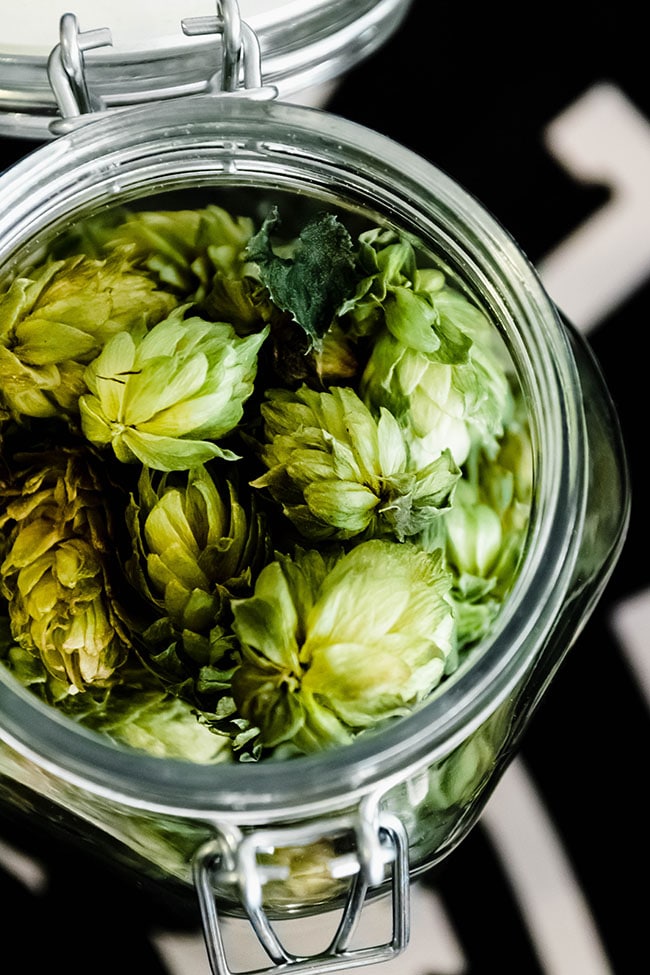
[252,383,460,542]
[359,271,514,469]
[125,464,270,710]
[338,228,422,340]
[56,203,275,331]
[127,463,270,635]
[265,318,359,390]
[230,539,456,755]
[0,252,178,425]
[79,306,269,471]
[417,412,533,650]
[0,635,232,763]
[0,446,132,690]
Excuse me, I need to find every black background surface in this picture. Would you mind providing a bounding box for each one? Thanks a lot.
[1,2,648,972]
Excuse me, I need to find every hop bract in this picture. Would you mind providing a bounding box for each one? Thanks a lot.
[79,307,269,471]
[230,539,455,754]
[0,447,131,691]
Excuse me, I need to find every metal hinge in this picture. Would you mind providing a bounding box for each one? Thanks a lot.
[192,809,410,975]
[47,0,277,135]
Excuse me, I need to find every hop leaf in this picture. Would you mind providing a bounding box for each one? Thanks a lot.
[0,445,133,690]
[251,383,460,541]
[79,307,269,470]
[246,208,360,350]
[230,539,456,754]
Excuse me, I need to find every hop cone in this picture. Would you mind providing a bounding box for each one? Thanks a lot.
[359,272,513,469]
[79,306,269,471]
[251,383,460,542]
[0,446,132,690]
[230,539,456,755]
[0,252,178,424]
[0,636,232,764]
[56,203,274,331]
[417,409,533,651]
[125,464,270,704]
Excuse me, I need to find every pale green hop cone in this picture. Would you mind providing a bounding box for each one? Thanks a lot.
[230,539,456,755]
[79,306,269,471]
[252,383,460,542]
[0,252,178,425]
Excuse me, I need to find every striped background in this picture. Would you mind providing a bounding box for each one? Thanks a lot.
[1,2,647,972]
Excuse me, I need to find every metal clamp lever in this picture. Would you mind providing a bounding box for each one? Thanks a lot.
[182,0,277,98]
[46,0,277,135]
[47,13,112,122]
[193,812,410,975]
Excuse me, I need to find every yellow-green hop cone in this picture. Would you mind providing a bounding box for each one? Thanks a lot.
[0,252,178,424]
[57,203,274,331]
[124,464,270,722]
[127,464,270,636]
[230,539,456,755]
[79,306,269,471]
[360,285,514,469]
[252,383,460,542]
[0,448,132,691]
[64,204,256,295]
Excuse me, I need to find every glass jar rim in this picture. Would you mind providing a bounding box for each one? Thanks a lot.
[0,95,587,819]
[0,0,413,140]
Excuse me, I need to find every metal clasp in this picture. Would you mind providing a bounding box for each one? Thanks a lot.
[193,809,410,975]
[46,12,112,127]
[182,0,277,99]
[46,0,277,135]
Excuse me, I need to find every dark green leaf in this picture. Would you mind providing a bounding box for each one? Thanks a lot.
[246,208,360,349]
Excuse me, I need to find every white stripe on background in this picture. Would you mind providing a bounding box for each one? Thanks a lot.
[610,587,650,707]
[538,82,650,334]
[0,837,48,893]
[482,759,613,975]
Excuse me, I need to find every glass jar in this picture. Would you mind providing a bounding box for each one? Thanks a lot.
[0,8,630,975]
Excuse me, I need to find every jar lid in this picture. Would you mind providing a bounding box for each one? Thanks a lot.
[0,0,410,140]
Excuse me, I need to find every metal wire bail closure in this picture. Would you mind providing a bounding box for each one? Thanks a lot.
[192,811,410,975]
[46,13,112,124]
[46,0,276,134]
[182,0,271,94]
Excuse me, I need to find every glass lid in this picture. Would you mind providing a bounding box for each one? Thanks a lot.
[0,0,412,139]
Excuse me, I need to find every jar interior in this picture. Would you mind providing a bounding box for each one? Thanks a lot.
[0,158,538,769]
